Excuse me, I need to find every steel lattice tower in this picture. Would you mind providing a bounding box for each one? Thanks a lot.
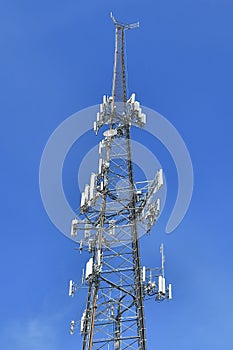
[69,14,172,350]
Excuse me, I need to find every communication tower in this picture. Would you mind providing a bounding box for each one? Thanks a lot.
[69,14,172,350]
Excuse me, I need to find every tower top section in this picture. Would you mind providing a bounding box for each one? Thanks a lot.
[110,12,139,30]
[110,12,139,104]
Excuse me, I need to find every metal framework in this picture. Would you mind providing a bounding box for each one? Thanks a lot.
[68,14,172,350]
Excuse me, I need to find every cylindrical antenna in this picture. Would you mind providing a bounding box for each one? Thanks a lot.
[160,243,165,277]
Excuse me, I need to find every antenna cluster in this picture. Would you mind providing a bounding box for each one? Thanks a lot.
[68,244,172,336]
[94,93,146,134]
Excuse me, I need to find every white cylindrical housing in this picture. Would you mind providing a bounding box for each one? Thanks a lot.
[68,280,73,296]
[162,277,166,294]
[142,266,146,282]
[158,275,163,293]
[70,320,75,335]
[168,283,172,299]
[156,198,161,213]
[81,192,85,207]
[93,121,96,131]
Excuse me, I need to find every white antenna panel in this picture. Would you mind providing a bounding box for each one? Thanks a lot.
[157,169,164,189]
[156,198,161,212]
[97,249,101,267]
[103,95,107,104]
[85,257,93,279]
[80,310,86,333]
[90,172,96,189]
[97,112,100,122]
[99,141,103,155]
[84,184,90,201]
[81,192,85,207]
[71,218,78,237]
[141,113,146,124]
[89,186,94,201]
[134,101,140,111]
[100,181,104,191]
[99,158,103,174]
[89,173,95,201]
[100,104,103,113]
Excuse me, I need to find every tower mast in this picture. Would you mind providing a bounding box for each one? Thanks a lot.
[111,13,147,349]
[111,12,139,105]
[69,14,172,350]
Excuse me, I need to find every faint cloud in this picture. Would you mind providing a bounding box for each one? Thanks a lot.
[1,316,59,350]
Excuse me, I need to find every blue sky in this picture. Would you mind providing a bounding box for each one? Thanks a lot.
[1,0,233,349]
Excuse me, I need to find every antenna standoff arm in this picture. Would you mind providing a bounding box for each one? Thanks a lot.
[110,12,139,29]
